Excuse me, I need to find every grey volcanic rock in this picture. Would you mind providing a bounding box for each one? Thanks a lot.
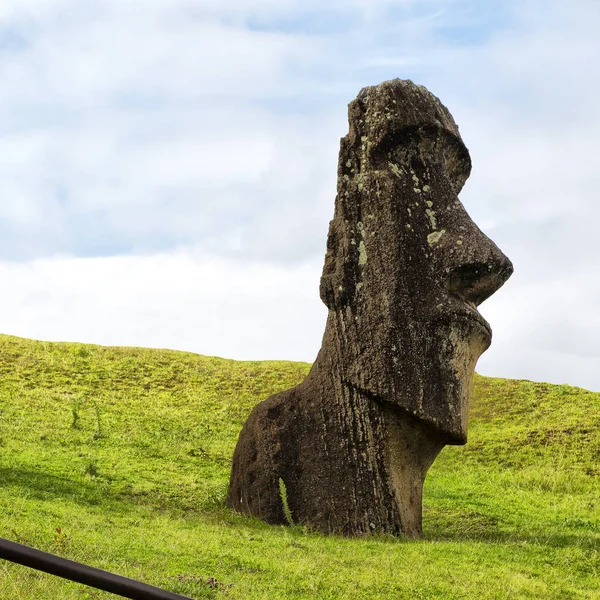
[227,79,513,537]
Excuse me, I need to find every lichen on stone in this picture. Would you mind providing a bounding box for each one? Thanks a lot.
[425,209,437,230]
[388,162,403,179]
[358,240,368,265]
[427,230,445,245]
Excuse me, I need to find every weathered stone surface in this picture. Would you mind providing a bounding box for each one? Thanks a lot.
[227,79,513,537]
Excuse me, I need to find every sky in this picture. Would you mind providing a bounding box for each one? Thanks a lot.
[0,0,599,391]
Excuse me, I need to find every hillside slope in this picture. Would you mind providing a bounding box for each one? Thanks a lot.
[0,334,598,599]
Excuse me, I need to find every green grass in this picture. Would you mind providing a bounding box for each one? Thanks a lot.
[0,333,598,599]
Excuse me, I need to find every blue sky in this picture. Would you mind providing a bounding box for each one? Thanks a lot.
[0,0,599,391]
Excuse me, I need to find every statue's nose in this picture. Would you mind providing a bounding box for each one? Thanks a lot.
[441,229,513,306]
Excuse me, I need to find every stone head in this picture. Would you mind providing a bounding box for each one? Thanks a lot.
[319,79,513,443]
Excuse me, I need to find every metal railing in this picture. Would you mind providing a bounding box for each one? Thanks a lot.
[0,537,194,600]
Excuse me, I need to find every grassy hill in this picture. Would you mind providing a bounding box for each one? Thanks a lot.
[0,333,598,599]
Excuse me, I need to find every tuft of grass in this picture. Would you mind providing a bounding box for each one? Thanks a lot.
[278,478,294,527]
[0,333,598,599]
[91,400,105,440]
[70,395,81,430]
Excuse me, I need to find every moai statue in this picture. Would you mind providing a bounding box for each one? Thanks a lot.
[227,79,513,537]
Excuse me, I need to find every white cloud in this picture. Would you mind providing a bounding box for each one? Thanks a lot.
[0,5,318,105]
[478,343,600,394]
[478,268,600,391]
[0,252,327,362]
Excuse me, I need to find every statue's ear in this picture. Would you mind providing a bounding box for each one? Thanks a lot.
[319,216,355,309]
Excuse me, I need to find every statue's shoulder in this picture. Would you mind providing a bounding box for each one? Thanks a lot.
[249,382,306,423]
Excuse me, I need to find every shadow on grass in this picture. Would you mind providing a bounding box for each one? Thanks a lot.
[211,508,600,552]
[422,527,600,550]
[0,466,121,509]
[0,466,224,516]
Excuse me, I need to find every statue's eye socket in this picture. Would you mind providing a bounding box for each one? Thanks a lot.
[387,129,439,162]
[377,127,470,193]
[389,145,408,165]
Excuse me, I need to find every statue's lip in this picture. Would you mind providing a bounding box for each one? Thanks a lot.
[453,303,492,338]
[436,295,492,339]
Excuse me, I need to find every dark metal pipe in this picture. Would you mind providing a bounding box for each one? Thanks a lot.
[0,537,194,600]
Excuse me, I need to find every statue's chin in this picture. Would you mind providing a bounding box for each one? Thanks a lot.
[329,312,490,444]
[431,325,491,444]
